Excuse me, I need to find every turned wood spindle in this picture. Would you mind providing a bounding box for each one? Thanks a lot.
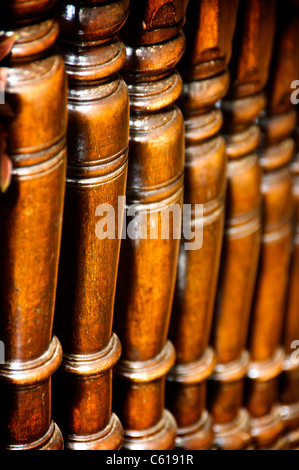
[53,0,130,450]
[113,0,189,451]
[278,5,299,451]
[208,0,276,450]
[0,0,67,450]
[165,0,239,450]
[246,1,299,449]
[280,115,299,450]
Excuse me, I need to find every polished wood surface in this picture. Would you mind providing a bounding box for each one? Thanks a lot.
[208,0,276,450]
[52,0,129,450]
[0,0,299,451]
[246,1,298,449]
[248,1,299,450]
[278,3,299,448]
[0,0,67,450]
[280,117,299,449]
[166,0,239,450]
[113,0,188,450]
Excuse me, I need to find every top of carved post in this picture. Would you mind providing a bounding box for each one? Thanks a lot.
[120,0,189,45]
[58,0,129,45]
[0,0,59,62]
[265,1,299,116]
[179,0,239,81]
[256,0,299,173]
[220,0,277,142]
[119,0,189,114]
[0,0,56,25]
[227,0,276,100]
[57,1,129,86]
[176,0,239,119]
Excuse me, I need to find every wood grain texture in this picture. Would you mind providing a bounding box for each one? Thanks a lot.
[208,0,276,450]
[113,0,188,450]
[0,0,298,451]
[280,119,299,450]
[0,0,67,450]
[252,2,299,450]
[246,2,298,449]
[165,0,239,450]
[52,0,130,450]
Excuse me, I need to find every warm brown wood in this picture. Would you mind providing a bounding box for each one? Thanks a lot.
[1,1,56,23]
[113,0,188,450]
[1,0,299,452]
[0,0,66,450]
[208,0,276,450]
[278,5,299,449]
[248,1,299,450]
[52,0,129,450]
[165,0,239,450]
[280,118,299,450]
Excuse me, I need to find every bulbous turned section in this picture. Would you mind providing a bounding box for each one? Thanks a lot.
[0,0,56,24]
[120,0,189,45]
[165,0,239,450]
[53,0,130,450]
[213,409,252,450]
[209,0,277,450]
[114,342,177,450]
[167,348,216,450]
[113,0,188,450]
[246,351,286,449]
[0,0,67,450]
[209,352,252,450]
[56,334,123,450]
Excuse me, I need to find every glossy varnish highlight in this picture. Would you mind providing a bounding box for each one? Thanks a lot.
[113,0,188,451]
[166,0,239,450]
[246,1,299,449]
[209,0,276,450]
[53,0,130,450]
[0,0,67,450]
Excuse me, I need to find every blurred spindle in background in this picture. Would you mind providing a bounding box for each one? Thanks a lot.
[208,0,276,450]
[247,0,299,449]
[166,0,239,450]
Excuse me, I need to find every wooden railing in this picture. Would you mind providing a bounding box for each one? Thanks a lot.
[0,0,299,450]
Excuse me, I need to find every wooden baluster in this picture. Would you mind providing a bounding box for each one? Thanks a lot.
[280,116,299,450]
[0,0,56,21]
[246,1,299,450]
[52,0,129,450]
[165,0,239,450]
[0,0,67,449]
[278,5,299,451]
[208,0,276,450]
[113,0,189,450]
